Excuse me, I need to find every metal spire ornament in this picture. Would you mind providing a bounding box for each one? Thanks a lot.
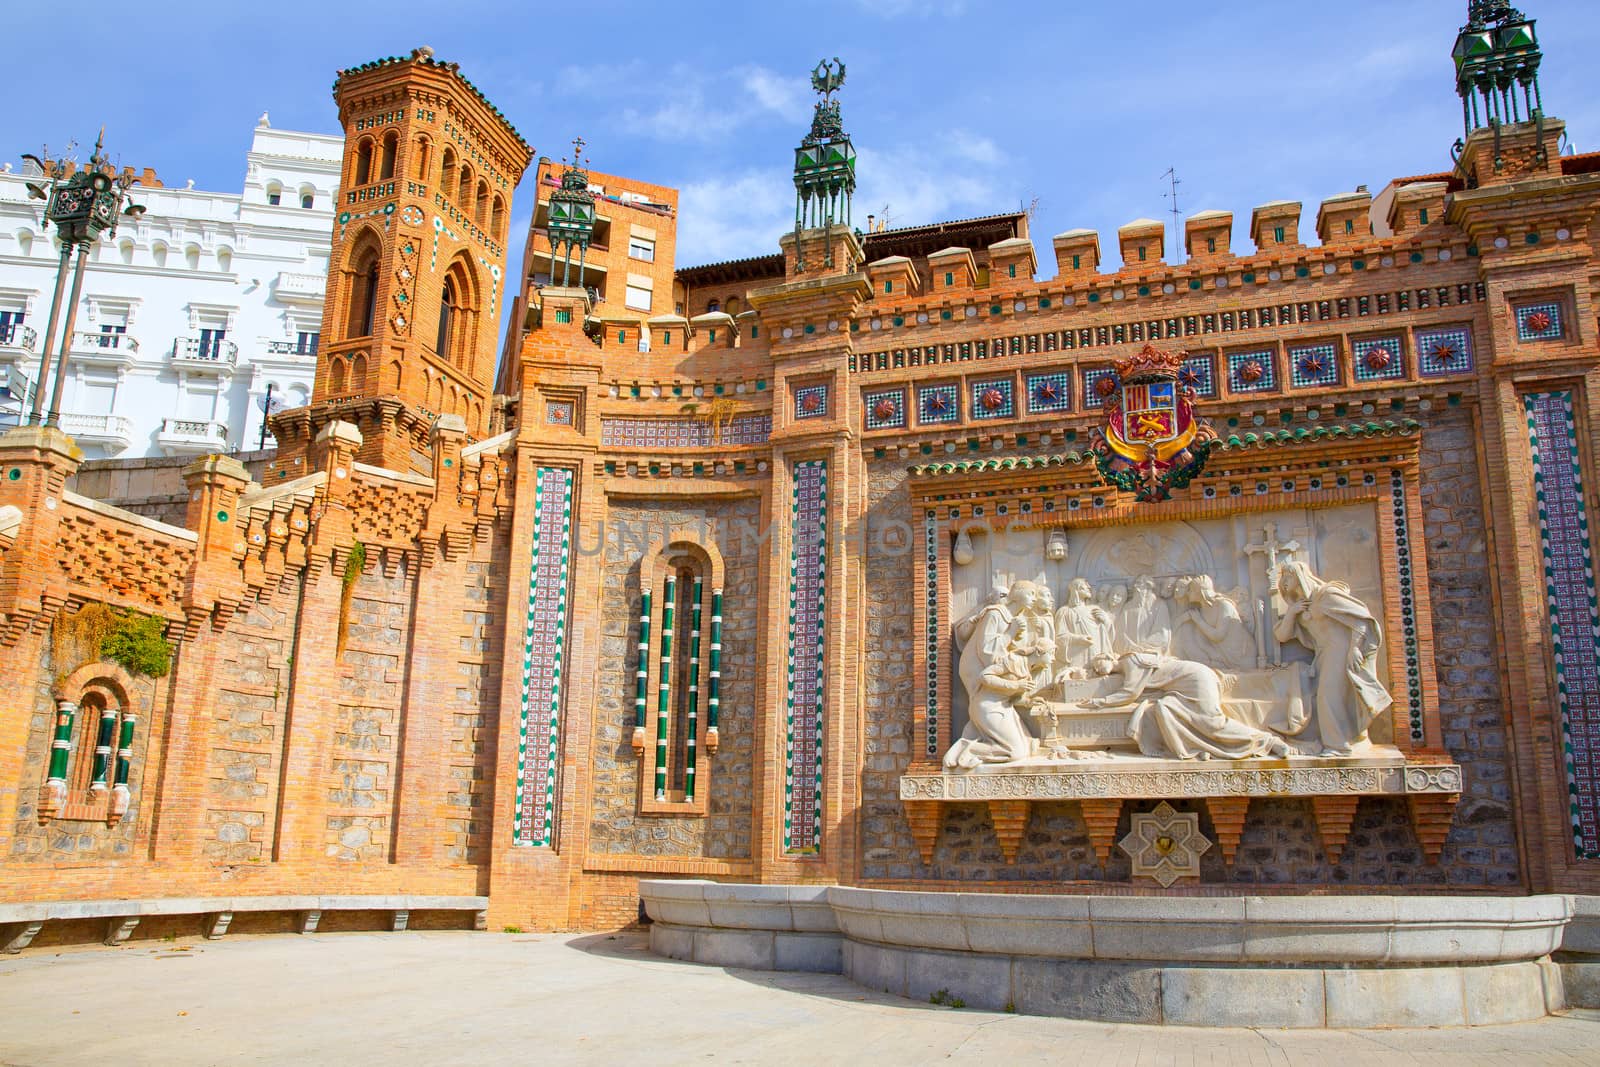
[547,136,597,291]
[1452,1,1545,170]
[792,58,856,270]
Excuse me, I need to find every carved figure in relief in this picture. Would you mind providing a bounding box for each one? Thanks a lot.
[1054,578,1113,680]
[1080,652,1291,761]
[945,582,1042,769]
[1273,561,1393,756]
[1173,574,1256,670]
[1112,575,1172,656]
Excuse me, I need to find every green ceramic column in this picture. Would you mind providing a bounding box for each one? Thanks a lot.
[684,577,703,801]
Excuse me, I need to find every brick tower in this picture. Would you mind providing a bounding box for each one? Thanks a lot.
[272,46,532,471]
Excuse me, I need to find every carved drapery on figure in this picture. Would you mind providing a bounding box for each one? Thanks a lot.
[942,526,1395,767]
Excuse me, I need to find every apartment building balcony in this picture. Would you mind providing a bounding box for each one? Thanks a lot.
[156,417,229,456]
[264,340,319,358]
[70,330,139,367]
[0,326,39,417]
[0,322,37,356]
[59,412,135,454]
[272,271,326,304]
[171,336,238,370]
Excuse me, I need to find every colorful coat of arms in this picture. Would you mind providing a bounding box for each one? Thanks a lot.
[1090,344,1217,502]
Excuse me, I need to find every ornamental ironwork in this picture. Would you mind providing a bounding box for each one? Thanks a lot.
[793,58,856,270]
[1452,1,1544,143]
[546,136,597,289]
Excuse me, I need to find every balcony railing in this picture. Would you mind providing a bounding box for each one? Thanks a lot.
[265,340,320,356]
[0,323,37,351]
[59,412,135,450]
[70,331,139,361]
[172,336,239,367]
[156,417,229,455]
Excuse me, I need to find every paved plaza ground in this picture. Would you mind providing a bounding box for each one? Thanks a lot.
[2,929,1599,1065]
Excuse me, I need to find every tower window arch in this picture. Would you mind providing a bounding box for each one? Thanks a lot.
[354,138,375,186]
[458,164,474,208]
[441,148,457,197]
[434,255,479,370]
[414,136,432,182]
[475,179,490,226]
[380,131,398,181]
[491,194,506,239]
[344,231,382,339]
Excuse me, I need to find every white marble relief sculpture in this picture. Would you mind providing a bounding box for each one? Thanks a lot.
[938,508,1397,770]
[1273,560,1393,756]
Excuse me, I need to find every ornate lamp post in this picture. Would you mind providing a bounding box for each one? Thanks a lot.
[21,129,145,428]
[546,136,597,292]
[792,57,856,271]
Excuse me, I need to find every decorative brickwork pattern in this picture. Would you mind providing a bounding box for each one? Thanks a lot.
[794,384,829,420]
[1353,336,1406,383]
[600,415,770,448]
[1525,390,1600,858]
[1390,470,1424,743]
[969,378,1015,420]
[784,460,827,854]
[1178,354,1218,399]
[513,467,573,847]
[54,512,189,614]
[1289,342,1340,389]
[917,383,959,425]
[923,511,941,759]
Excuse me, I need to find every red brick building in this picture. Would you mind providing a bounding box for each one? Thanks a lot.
[4,6,1600,943]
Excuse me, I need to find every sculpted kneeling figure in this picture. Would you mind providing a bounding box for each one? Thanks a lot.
[1078,651,1290,761]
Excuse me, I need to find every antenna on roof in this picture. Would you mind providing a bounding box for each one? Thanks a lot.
[1161,167,1182,262]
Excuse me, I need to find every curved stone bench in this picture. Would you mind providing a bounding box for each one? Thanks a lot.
[0,894,488,952]
[640,881,1572,1028]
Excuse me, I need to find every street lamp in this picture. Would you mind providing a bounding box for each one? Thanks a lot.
[22,128,145,428]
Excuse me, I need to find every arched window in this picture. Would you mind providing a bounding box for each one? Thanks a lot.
[351,352,368,391]
[151,241,167,267]
[118,240,134,265]
[299,185,316,209]
[184,244,201,271]
[475,179,490,226]
[633,538,726,813]
[217,247,233,273]
[436,275,458,360]
[354,138,374,185]
[491,194,506,240]
[265,181,283,207]
[724,296,742,316]
[328,357,347,394]
[414,136,432,182]
[345,231,382,338]
[380,131,398,180]
[441,148,457,197]
[707,299,720,313]
[458,164,474,208]
[44,663,142,826]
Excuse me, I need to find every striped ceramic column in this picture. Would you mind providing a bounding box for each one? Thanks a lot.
[684,577,703,800]
[654,574,677,800]
[631,588,652,751]
[45,700,77,801]
[706,589,723,749]
[88,703,118,794]
[111,712,136,821]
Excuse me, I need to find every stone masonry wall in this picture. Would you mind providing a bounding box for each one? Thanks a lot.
[586,496,760,859]
[857,406,1520,887]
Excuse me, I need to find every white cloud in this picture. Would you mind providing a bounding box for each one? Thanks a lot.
[566,62,812,144]
[739,67,810,124]
[676,168,794,265]
[672,135,1012,266]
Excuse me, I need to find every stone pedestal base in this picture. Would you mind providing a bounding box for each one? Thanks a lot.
[640,881,1570,1029]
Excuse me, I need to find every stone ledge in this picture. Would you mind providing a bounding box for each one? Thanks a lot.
[0,894,489,952]
[640,881,1574,1028]
[898,757,1462,801]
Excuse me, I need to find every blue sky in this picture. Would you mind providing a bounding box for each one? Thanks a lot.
[8,1,1599,306]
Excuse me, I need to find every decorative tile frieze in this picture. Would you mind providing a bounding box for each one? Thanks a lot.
[1025,371,1071,415]
[970,377,1015,420]
[600,415,771,448]
[1082,367,1118,404]
[923,510,941,758]
[1352,336,1406,383]
[1416,325,1473,377]
[514,466,574,847]
[917,383,959,425]
[784,460,828,854]
[795,383,829,419]
[1179,354,1217,399]
[1390,469,1424,742]
[1227,348,1277,393]
[1525,389,1600,858]
[1516,301,1563,342]
[1289,342,1340,389]
[545,401,574,426]
[864,388,906,430]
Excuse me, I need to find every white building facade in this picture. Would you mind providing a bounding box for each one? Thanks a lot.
[0,119,341,457]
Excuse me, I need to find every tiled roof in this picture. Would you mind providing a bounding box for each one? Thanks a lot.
[333,51,532,156]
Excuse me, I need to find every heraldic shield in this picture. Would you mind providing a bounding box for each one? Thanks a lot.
[1090,344,1218,502]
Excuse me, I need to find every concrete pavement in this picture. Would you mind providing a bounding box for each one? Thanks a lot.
[1,930,1598,1065]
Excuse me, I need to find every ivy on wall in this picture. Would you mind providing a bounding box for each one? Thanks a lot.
[51,602,173,681]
